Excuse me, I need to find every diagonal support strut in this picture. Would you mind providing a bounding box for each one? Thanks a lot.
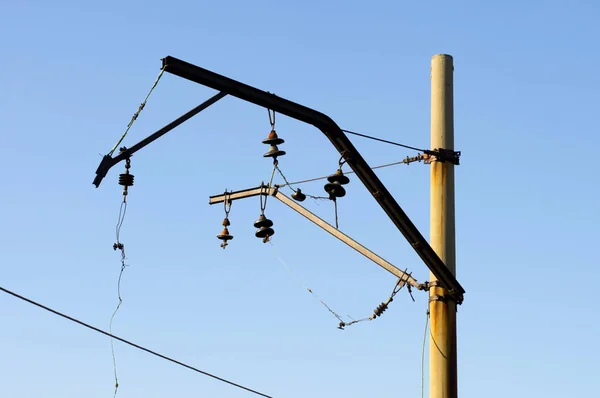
[209,186,425,291]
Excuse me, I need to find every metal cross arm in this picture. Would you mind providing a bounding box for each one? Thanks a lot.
[92,92,227,188]
[163,56,465,298]
[209,186,425,291]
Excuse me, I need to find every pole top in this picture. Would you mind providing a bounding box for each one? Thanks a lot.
[432,53,453,60]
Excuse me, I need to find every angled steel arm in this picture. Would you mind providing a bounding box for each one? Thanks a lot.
[92,92,227,188]
[209,186,424,290]
[164,56,464,298]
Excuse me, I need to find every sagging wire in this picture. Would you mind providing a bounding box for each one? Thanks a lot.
[271,243,415,330]
[275,164,328,202]
[269,242,345,325]
[337,271,413,330]
[109,154,134,397]
[108,66,166,156]
[110,201,127,397]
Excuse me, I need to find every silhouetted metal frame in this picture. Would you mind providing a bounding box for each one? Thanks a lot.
[93,55,465,300]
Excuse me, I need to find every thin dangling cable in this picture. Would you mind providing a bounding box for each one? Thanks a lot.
[269,242,346,325]
[110,199,127,398]
[110,156,134,397]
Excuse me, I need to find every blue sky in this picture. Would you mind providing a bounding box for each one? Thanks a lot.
[1,1,599,397]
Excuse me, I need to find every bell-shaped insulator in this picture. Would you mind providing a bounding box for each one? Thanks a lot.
[253,214,274,229]
[262,130,285,145]
[217,227,234,241]
[222,217,231,226]
[264,144,286,158]
[255,226,275,239]
[291,188,306,202]
[324,181,346,198]
[327,169,350,185]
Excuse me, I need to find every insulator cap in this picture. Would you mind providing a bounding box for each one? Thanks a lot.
[262,130,285,145]
[324,181,346,198]
[291,189,306,202]
[253,214,274,229]
[255,226,275,239]
[217,227,234,241]
[327,169,350,185]
[264,145,286,158]
[119,173,134,187]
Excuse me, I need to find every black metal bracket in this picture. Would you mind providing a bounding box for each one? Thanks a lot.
[425,148,461,165]
[92,56,465,298]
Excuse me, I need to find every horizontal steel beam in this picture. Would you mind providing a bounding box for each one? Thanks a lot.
[164,56,464,299]
[210,186,423,290]
[208,186,266,204]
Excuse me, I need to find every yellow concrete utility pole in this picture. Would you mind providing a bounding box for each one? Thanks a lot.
[429,54,458,398]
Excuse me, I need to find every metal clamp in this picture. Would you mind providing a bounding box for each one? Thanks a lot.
[424,148,461,165]
[429,294,446,303]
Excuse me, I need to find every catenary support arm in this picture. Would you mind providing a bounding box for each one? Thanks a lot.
[161,56,463,298]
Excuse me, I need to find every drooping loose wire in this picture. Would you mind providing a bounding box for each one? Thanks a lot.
[271,244,415,330]
[270,243,345,325]
[110,155,134,397]
[110,199,128,398]
[275,164,328,201]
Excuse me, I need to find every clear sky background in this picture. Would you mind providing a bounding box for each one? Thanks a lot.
[1,1,598,397]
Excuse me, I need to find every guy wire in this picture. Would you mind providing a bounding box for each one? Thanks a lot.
[108,66,166,156]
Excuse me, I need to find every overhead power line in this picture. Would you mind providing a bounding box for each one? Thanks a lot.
[278,155,428,187]
[341,129,461,165]
[341,129,427,152]
[0,286,273,398]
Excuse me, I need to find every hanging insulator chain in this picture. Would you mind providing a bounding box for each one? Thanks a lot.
[118,153,134,199]
[217,191,234,248]
[263,109,286,160]
[255,185,275,243]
